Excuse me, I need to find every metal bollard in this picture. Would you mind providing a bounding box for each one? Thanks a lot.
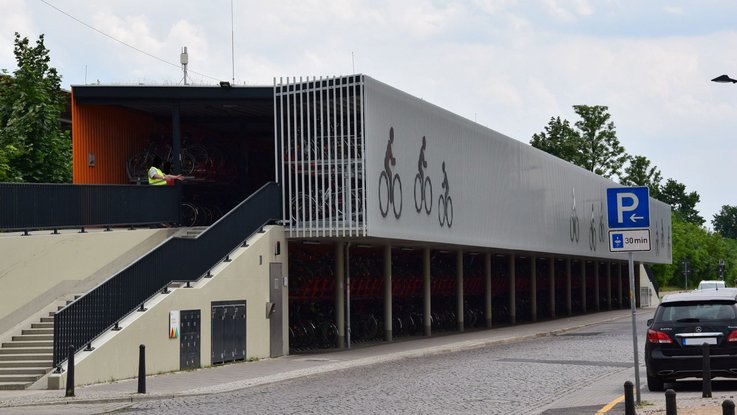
[665,389,677,415]
[724,400,735,415]
[137,344,146,394]
[624,381,636,415]
[703,343,712,398]
[65,344,75,397]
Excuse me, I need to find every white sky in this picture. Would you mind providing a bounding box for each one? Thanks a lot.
[2,0,737,225]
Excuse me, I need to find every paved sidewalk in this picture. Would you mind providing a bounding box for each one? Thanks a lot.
[0,308,731,414]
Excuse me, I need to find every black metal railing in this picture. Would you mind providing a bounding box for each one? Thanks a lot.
[0,183,179,231]
[52,182,281,367]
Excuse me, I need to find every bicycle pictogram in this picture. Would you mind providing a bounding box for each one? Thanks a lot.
[598,200,606,244]
[438,161,453,228]
[378,127,402,219]
[588,204,596,251]
[570,187,579,243]
[414,136,432,214]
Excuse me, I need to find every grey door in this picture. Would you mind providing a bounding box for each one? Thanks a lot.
[270,263,284,357]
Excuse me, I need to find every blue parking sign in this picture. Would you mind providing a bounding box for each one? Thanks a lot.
[607,187,650,229]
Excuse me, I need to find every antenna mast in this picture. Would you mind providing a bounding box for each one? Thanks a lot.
[231,0,235,83]
[180,46,189,85]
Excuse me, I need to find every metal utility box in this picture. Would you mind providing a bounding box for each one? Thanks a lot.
[211,301,246,365]
[180,309,201,370]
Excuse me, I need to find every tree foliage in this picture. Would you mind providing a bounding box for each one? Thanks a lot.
[658,178,704,226]
[651,214,737,289]
[620,155,663,199]
[0,33,71,183]
[713,205,737,240]
[530,105,627,179]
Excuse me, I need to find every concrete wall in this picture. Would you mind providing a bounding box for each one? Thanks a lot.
[0,228,175,339]
[48,225,287,388]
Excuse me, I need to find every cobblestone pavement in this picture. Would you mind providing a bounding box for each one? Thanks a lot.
[115,317,643,414]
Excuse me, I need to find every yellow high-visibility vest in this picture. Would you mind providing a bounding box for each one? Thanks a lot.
[148,166,167,186]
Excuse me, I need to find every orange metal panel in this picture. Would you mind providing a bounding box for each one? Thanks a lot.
[72,92,154,184]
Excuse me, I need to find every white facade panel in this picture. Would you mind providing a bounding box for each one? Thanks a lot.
[362,76,671,263]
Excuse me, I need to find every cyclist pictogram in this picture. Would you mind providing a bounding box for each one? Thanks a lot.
[598,200,606,244]
[414,136,432,215]
[588,204,597,251]
[570,187,579,243]
[378,127,402,219]
[438,161,453,228]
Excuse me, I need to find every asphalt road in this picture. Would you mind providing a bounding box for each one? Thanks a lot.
[94,311,652,415]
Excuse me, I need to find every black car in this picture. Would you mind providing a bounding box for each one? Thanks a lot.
[645,288,737,391]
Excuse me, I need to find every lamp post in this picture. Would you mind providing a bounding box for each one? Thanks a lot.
[712,74,737,84]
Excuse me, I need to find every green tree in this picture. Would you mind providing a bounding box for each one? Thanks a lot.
[530,116,582,165]
[530,105,627,179]
[620,155,662,198]
[658,178,704,226]
[651,213,737,288]
[713,205,737,240]
[0,33,71,183]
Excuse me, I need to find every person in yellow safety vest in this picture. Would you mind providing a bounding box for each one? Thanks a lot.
[148,156,184,185]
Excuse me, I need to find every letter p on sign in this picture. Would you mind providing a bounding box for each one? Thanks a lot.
[616,192,638,223]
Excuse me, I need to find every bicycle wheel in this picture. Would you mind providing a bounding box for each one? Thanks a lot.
[438,194,446,227]
[446,196,453,228]
[424,176,433,214]
[180,202,198,227]
[414,174,422,213]
[378,171,389,217]
[392,174,402,219]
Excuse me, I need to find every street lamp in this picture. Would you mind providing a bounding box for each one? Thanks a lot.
[712,74,737,84]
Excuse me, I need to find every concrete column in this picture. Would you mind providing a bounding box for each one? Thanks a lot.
[423,247,431,337]
[581,260,587,314]
[384,244,392,341]
[594,262,600,311]
[566,259,572,316]
[335,242,345,349]
[530,256,537,322]
[485,252,492,328]
[549,258,556,319]
[607,262,612,310]
[618,262,623,309]
[456,249,464,332]
[509,255,516,325]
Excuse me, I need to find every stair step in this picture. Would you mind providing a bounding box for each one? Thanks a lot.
[0,354,52,361]
[30,322,53,329]
[2,341,53,348]
[0,382,32,390]
[0,348,52,355]
[22,329,53,335]
[0,367,49,375]
[40,317,54,323]
[0,360,52,368]
[12,334,53,342]
[0,374,42,383]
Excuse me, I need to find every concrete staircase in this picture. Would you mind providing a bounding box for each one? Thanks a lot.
[0,298,77,390]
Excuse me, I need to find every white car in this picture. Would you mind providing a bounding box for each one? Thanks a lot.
[697,280,726,290]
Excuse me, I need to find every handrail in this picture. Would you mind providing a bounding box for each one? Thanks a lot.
[0,183,179,231]
[52,182,282,367]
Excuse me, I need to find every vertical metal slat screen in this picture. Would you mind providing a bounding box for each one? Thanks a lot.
[275,75,366,238]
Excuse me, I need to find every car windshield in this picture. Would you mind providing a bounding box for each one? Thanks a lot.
[659,303,736,322]
[698,281,725,290]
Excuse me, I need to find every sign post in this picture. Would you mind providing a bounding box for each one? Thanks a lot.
[607,186,651,405]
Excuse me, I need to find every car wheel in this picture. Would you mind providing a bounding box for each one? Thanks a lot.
[647,374,665,392]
